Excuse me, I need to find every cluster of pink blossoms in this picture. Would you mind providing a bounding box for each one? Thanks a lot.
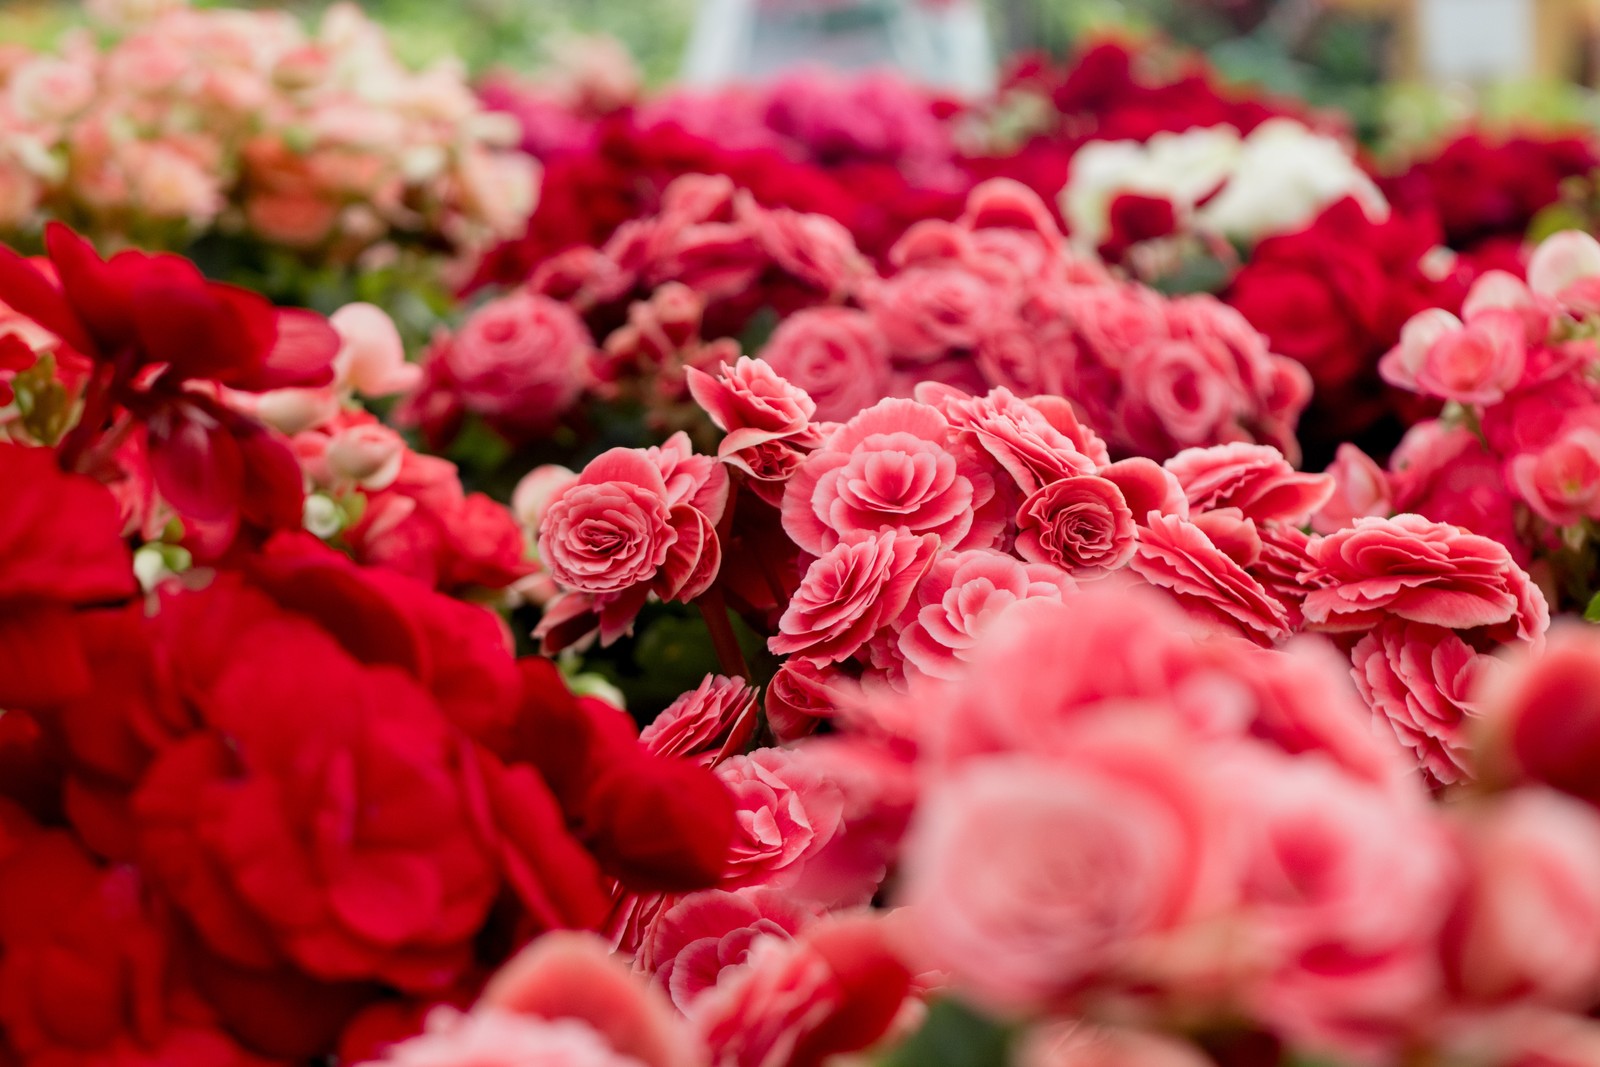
[408,177,1309,463]
[0,0,535,268]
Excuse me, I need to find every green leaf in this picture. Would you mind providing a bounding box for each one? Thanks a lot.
[1583,590,1600,623]
[877,998,1012,1067]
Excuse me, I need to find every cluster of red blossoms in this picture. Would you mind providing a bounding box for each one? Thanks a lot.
[0,230,739,1066]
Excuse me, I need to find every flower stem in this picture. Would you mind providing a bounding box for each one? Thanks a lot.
[699,587,750,681]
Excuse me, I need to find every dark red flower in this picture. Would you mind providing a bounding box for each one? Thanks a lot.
[0,442,136,711]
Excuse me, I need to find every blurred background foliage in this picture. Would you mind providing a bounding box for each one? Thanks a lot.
[6,0,1600,147]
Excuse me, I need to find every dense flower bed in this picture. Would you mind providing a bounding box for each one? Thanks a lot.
[12,2,1600,1066]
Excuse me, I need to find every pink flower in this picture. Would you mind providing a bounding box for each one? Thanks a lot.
[1129,512,1292,644]
[866,264,995,363]
[1015,476,1138,577]
[640,674,758,764]
[899,738,1217,1013]
[332,303,420,398]
[1351,620,1499,785]
[758,308,892,424]
[763,659,850,743]
[688,915,914,1067]
[769,528,939,664]
[1380,308,1527,406]
[898,550,1076,681]
[922,385,1100,494]
[1311,444,1392,535]
[1390,425,1525,565]
[1445,788,1600,1008]
[686,357,819,453]
[1300,514,1548,644]
[1217,749,1455,1063]
[747,205,864,298]
[429,291,593,436]
[781,399,1001,556]
[1480,625,1600,808]
[714,748,845,893]
[325,423,405,490]
[511,465,579,531]
[1015,1024,1213,1067]
[1506,428,1600,527]
[537,445,726,643]
[1118,338,1236,453]
[640,888,818,1011]
[1528,230,1600,301]
[1163,443,1334,526]
[367,1012,650,1067]
[1099,457,1190,524]
[478,932,699,1067]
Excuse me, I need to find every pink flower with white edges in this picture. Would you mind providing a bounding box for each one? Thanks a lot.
[1300,514,1548,644]
[1506,428,1600,527]
[769,528,939,664]
[757,308,892,425]
[781,398,1002,556]
[1015,476,1138,577]
[640,888,818,1011]
[1311,444,1392,535]
[714,748,846,893]
[1163,443,1335,526]
[1351,619,1499,785]
[899,733,1219,1014]
[639,674,758,764]
[897,550,1076,681]
[1129,512,1292,644]
[866,263,996,364]
[919,385,1101,494]
[1380,307,1527,406]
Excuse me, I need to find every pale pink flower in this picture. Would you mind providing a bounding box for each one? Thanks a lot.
[758,308,892,424]
[1164,443,1334,526]
[1129,512,1292,644]
[1015,476,1138,577]
[1351,619,1498,786]
[714,748,846,893]
[1506,428,1600,527]
[640,674,758,764]
[640,888,818,1011]
[769,528,939,664]
[781,398,1001,556]
[1311,443,1392,535]
[897,549,1076,681]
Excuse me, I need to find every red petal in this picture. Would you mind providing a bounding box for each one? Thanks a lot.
[0,238,93,355]
[0,604,91,711]
[257,308,339,391]
[42,223,132,354]
[146,405,243,523]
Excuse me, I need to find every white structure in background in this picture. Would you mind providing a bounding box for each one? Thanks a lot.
[682,0,995,95]
[1417,0,1535,80]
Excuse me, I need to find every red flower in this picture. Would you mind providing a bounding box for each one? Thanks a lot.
[0,225,339,548]
[0,442,135,711]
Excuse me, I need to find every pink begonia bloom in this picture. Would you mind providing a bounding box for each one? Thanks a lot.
[918,385,1100,494]
[1216,749,1455,1065]
[688,914,914,1067]
[478,932,699,1067]
[325,423,405,490]
[1479,625,1600,809]
[1311,443,1392,535]
[757,308,892,425]
[639,674,758,764]
[1063,283,1169,372]
[1506,427,1600,527]
[686,357,820,454]
[332,302,420,398]
[1118,337,1238,451]
[866,263,996,363]
[1389,423,1526,566]
[435,290,593,432]
[1099,457,1190,524]
[897,549,1076,681]
[1129,512,1292,645]
[511,464,578,532]
[769,528,939,663]
[1300,514,1548,644]
[1351,619,1500,785]
[747,203,865,297]
[536,440,727,644]
[366,1012,647,1067]
[1015,476,1138,577]
[1380,307,1525,405]
[899,736,1218,1013]
[1445,788,1600,1009]
[640,888,818,1011]
[1163,443,1335,526]
[1015,1023,1213,1067]
[714,747,846,893]
[1527,229,1600,300]
[781,398,1002,556]
[751,667,830,748]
